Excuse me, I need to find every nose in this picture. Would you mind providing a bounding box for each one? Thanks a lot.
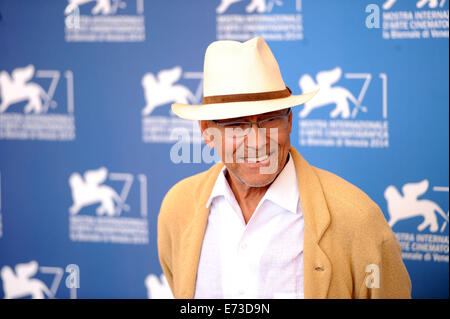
[245,122,267,151]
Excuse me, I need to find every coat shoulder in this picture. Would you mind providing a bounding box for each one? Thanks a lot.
[158,163,223,223]
[313,166,393,240]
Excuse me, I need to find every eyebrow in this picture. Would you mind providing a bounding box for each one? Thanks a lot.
[214,116,246,123]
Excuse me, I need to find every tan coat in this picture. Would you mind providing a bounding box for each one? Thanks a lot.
[157,146,412,298]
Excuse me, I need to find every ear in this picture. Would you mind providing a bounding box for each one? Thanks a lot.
[199,120,215,148]
[288,108,293,134]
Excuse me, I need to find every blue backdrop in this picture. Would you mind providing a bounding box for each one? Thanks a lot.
[0,0,448,299]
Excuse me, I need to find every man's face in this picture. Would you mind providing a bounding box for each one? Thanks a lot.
[200,108,292,187]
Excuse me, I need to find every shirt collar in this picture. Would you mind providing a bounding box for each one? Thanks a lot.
[263,153,299,214]
[206,152,299,215]
[206,163,232,209]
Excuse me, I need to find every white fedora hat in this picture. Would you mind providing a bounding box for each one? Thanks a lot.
[172,36,318,120]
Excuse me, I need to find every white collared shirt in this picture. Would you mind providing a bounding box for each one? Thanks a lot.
[194,153,304,299]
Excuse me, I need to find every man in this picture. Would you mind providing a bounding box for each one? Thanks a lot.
[157,37,411,299]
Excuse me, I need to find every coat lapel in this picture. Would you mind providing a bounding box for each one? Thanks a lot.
[178,163,224,299]
[290,146,332,298]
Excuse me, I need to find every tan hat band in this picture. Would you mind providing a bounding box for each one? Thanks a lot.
[202,87,292,105]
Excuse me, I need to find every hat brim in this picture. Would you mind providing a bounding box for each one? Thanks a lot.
[171,89,319,120]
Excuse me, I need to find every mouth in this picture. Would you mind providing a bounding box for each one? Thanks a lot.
[238,151,275,167]
[244,153,270,163]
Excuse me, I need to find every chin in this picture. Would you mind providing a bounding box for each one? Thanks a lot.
[237,174,278,188]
